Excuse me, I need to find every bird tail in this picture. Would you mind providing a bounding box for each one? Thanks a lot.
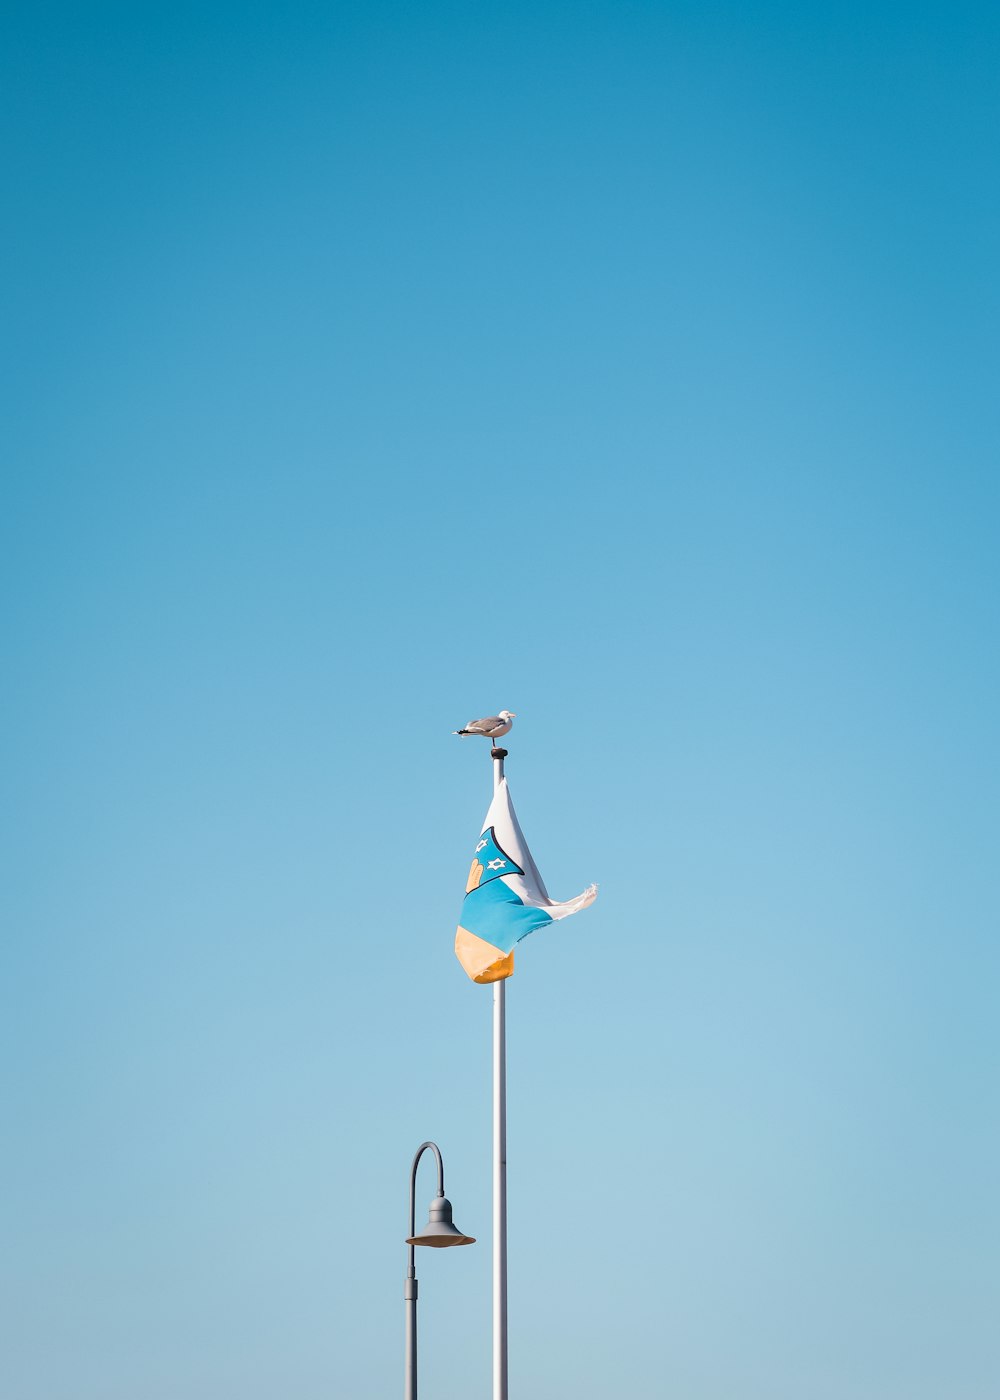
[453,729,471,736]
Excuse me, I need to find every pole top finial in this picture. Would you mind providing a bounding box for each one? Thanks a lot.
[491,747,508,760]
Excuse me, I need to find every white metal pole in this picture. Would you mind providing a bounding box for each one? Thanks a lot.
[492,748,508,1400]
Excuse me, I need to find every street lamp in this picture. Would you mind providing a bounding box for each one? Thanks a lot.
[404,1140,475,1400]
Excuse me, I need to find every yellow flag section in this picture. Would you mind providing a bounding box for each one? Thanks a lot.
[455,778,597,983]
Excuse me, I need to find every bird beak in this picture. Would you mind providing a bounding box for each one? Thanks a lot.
[509,712,517,717]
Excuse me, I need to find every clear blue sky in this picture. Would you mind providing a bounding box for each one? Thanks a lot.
[2,2,998,1397]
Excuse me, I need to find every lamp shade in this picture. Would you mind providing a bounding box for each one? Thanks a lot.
[407,1195,475,1248]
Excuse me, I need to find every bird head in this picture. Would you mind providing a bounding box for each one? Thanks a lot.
[498,710,516,720]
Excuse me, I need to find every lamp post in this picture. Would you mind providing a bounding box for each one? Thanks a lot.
[404,1140,475,1400]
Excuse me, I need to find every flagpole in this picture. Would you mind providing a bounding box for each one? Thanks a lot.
[491,744,508,1400]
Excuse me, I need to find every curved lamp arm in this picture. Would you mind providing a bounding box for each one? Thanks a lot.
[408,1141,445,1276]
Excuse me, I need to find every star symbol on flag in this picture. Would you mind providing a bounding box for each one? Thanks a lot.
[475,839,488,854]
[487,859,506,871]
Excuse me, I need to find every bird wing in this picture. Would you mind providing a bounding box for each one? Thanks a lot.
[465,715,504,733]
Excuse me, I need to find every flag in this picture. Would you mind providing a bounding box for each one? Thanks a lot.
[455,777,597,983]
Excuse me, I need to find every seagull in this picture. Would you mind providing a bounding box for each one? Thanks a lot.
[453,710,517,742]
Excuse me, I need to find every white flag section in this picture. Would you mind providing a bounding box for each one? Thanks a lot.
[455,778,598,983]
